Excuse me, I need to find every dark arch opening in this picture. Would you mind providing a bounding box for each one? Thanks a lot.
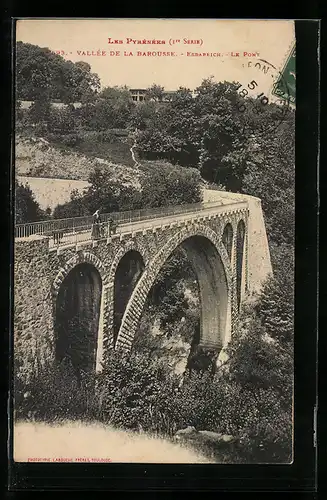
[222,223,233,260]
[236,220,245,311]
[181,235,229,348]
[113,250,145,345]
[55,263,102,375]
[132,235,228,377]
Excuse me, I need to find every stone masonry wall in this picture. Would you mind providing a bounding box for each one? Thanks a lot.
[203,189,272,293]
[14,236,54,380]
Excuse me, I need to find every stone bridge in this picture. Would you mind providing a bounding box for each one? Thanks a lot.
[14,190,272,375]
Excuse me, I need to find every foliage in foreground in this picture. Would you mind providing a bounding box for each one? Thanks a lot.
[14,350,292,463]
[15,281,293,465]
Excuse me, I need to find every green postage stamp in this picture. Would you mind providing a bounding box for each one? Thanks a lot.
[272,44,296,104]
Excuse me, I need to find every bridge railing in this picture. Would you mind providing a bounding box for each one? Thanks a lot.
[15,216,94,239]
[15,200,248,248]
[15,200,222,239]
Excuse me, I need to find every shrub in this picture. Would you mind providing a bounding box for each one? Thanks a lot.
[220,314,293,462]
[28,99,52,124]
[14,360,98,423]
[52,160,202,220]
[60,133,80,147]
[235,387,293,463]
[96,349,178,431]
[48,107,77,135]
[96,129,129,141]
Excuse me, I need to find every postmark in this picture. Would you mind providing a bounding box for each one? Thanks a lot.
[233,55,293,137]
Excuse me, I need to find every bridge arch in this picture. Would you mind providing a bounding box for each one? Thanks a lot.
[107,239,149,285]
[52,250,107,297]
[54,262,103,374]
[113,249,145,344]
[116,223,232,352]
[105,241,149,348]
[222,223,233,261]
[52,251,107,374]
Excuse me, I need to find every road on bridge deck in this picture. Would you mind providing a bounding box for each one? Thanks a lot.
[48,199,247,250]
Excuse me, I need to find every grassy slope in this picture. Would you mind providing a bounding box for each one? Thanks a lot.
[15,130,185,185]
[15,128,206,211]
[15,132,143,187]
[59,129,137,168]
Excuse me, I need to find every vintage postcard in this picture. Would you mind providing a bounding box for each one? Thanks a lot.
[13,18,295,465]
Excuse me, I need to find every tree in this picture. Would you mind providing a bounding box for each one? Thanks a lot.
[254,243,294,347]
[85,167,141,213]
[15,181,47,223]
[62,60,100,104]
[135,87,199,167]
[87,99,116,130]
[132,78,294,194]
[219,273,293,463]
[97,86,135,128]
[16,42,100,104]
[48,106,77,134]
[16,42,54,102]
[53,167,141,219]
[52,188,90,219]
[128,100,158,131]
[75,61,91,73]
[53,161,202,219]
[140,163,202,208]
[147,248,199,331]
[242,111,295,245]
[144,84,165,102]
[88,96,133,130]
[132,80,251,189]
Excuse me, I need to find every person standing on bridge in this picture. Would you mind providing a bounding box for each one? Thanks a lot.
[91,209,101,239]
[108,215,116,237]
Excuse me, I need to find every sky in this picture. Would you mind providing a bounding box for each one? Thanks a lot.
[16,19,295,99]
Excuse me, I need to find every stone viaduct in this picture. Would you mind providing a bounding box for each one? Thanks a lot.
[14,190,272,376]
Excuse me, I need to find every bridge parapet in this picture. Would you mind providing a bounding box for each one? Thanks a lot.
[15,200,249,253]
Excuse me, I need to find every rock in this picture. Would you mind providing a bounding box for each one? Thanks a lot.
[174,427,237,446]
[175,426,197,438]
[198,431,236,444]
